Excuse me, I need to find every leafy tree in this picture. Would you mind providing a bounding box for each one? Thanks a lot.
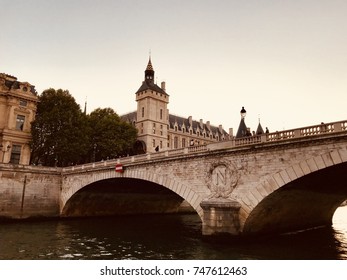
[30,89,88,166]
[87,108,137,161]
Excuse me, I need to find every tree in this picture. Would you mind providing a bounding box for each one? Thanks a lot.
[30,89,88,166]
[87,108,137,161]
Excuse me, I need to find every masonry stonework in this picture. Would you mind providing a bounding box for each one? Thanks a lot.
[61,132,347,236]
[0,164,61,219]
[1,129,347,237]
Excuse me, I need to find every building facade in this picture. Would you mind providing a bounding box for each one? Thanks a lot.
[0,73,38,165]
[122,58,231,153]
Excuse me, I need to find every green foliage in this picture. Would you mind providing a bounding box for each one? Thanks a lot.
[88,108,138,161]
[30,89,138,166]
[30,89,88,166]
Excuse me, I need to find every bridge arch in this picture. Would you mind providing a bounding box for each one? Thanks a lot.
[61,168,204,219]
[239,147,347,235]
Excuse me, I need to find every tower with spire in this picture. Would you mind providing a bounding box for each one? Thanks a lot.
[134,57,170,152]
[121,56,231,154]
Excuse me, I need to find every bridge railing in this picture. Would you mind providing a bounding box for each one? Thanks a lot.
[61,119,347,172]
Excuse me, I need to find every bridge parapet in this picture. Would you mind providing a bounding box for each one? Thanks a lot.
[267,120,347,141]
[61,119,347,174]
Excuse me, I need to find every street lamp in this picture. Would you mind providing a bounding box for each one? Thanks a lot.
[240,107,247,119]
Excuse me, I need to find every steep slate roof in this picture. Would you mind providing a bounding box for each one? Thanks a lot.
[135,80,167,95]
[235,118,248,138]
[256,122,265,135]
[121,111,137,123]
[121,111,228,137]
[168,114,228,137]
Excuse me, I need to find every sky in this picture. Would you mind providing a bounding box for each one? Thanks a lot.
[1,0,346,134]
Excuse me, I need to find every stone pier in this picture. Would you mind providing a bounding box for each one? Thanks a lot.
[200,199,241,236]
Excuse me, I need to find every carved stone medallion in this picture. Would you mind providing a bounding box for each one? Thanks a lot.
[206,161,239,199]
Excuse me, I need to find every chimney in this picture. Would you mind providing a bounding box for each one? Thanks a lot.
[229,128,233,137]
[219,125,223,133]
[188,116,193,126]
[200,119,204,128]
[161,81,166,91]
[206,121,211,131]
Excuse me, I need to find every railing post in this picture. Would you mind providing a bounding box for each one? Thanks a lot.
[294,129,301,138]
[334,122,342,132]
[261,134,267,143]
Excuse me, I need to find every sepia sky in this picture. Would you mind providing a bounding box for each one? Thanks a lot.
[1,0,346,133]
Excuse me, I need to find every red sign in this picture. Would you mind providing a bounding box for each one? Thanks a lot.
[115,164,124,173]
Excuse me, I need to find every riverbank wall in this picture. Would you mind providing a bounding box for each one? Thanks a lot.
[0,164,61,219]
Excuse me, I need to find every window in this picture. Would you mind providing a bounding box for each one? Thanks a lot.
[160,141,163,149]
[152,139,156,147]
[142,107,145,118]
[174,137,178,149]
[10,145,21,164]
[160,109,163,120]
[182,138,186,148]
[16,115,25,131]
[19,100,27,107]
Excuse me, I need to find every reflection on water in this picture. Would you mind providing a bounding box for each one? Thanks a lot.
[0,207,347,260]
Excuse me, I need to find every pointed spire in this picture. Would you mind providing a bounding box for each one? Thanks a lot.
[145,55,154,82]
[146,57,153,71]
[84,97,87,115]
[256,122,264,135]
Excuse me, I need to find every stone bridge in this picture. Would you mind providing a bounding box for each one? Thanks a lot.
[60,120,347,236]
[1,120,347,237]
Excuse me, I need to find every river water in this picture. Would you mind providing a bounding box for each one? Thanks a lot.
[0,207,347,260]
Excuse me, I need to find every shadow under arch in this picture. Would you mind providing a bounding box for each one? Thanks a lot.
[61,177,199,218]
[61,169,205,219]
[243,161,347,235]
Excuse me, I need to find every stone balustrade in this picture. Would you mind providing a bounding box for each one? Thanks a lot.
[61,119,347,173]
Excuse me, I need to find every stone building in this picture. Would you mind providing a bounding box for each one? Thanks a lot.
[122,58,231,153]
[0,73,38,165]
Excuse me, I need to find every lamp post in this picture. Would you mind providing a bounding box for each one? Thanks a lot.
[240,106,247,119]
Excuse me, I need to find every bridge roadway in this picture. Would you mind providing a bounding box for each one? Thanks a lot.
[1,120,347,237]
